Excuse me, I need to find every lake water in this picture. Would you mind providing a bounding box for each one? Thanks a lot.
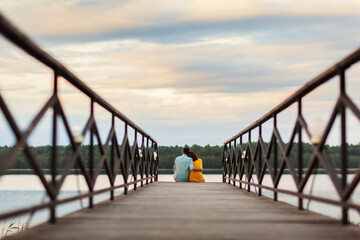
[0,174,359,234]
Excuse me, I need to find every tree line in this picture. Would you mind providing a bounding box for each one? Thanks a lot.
[0,143,359,171]
[158,143,360,170]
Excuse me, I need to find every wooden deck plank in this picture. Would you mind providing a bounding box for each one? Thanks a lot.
[7,182,360,239]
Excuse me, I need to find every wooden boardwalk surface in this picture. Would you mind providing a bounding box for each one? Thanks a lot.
[8,182,360,239]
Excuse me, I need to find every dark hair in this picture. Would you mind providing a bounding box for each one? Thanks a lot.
[183,146,190,154]
[187,151,198,161]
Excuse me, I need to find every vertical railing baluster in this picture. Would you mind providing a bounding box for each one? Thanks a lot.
[248,130,251,192]
[232,141,235,184]
[258,124,262,196]
[232,141,234,184]
[50,70,58,223]
[134,130,138,190]
[230,142,232,184]
[298,98,303,210]
[151,141,155,183]
[146,137,149,185]
[228,142,232,184]
[340,70,348,225]
[273,114,278,201]
[110,114,115,200]
[124,123,128,195]
[233,139,237,186]
[239,136,242,189]
[237,138,241,186]
[141,135,145,187]
[89,99,94,208]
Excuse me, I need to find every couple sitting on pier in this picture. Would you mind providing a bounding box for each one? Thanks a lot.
[173,146,205,182]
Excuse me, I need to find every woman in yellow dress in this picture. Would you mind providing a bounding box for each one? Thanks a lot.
[188,151,205,182]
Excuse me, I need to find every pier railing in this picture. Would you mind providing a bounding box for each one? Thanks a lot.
[222,47,360,224]
[0,13,159,223]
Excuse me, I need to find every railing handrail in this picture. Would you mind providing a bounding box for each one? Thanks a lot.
[0,12,154,142]
[225,47,360,144]
[222,47,360,225]
[0,12,159,225]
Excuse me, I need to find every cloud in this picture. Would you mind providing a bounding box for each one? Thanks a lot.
[0,83,34,91]
[44,37,347,97]
[0,0,359,146]
[22,15,360,50]
[1,0,182,38]
[91,86,295,126]
[1,0,360,46]
[180,0,360,22]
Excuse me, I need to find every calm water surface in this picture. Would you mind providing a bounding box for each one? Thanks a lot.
[0,174,359,231]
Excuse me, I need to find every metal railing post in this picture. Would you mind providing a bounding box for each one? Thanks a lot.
[228,142,231,184]
[248,130,251,192]
[340,70,348,225]
[297,98,303,210]
[50,70,58,223]
[141,135,145,187]
[110,114,115,200]
[146,138,149,185]
[233,139,237,186]
[258,124,262,196]
[151,141,154,183]
[124,123,128,195]
[239,136,242,189]
[89,99,94,208]
[134,130,138,190]
[273,115,278,201]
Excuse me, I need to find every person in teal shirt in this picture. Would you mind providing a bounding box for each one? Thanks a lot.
[173,146,203,182]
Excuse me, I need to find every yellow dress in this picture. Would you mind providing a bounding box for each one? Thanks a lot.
[189,159,205,182]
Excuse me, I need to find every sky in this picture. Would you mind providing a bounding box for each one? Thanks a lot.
[0,0,359,147]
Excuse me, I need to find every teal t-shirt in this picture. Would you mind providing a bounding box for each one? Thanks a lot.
[173,154,194,182]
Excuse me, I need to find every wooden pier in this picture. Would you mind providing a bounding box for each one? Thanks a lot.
[7,182,360,239]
